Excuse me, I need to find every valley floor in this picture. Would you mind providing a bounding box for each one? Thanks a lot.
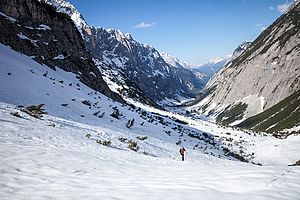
[1,105,300,200]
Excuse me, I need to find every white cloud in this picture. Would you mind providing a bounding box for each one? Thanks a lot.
[277,1,293,14]
[269,6,275,10]
[134,22,157,29]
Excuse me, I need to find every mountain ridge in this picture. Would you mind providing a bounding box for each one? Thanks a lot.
[189,0,300,133]
[38,0,205,105]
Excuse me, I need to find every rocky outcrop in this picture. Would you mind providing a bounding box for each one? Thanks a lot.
[190,1,300,132]
[231,41,252,60]
[0,0,123,102]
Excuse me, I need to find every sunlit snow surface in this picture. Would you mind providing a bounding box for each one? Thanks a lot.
[0,44,300,199]
[1,107,300,200]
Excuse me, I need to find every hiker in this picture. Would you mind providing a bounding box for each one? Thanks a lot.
[179,147,186,161]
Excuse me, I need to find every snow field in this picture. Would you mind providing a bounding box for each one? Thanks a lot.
[1,106,300,200]
[0,43,300,199]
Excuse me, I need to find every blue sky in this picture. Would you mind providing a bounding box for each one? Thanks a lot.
[68,0,293,64]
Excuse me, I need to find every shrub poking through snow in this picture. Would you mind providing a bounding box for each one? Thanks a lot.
[47,123,55,127]
[136,136,148,141]
[22,104,47,119]
[97,140,111,146]
[82,100,92,106]
[126,118,134,128]
[172,117,188,125]
[102,140,111,146]
[128,140,139,151]
[98,112,105,118]
[86,133,91,139]
[10,111,22,118]
[93,111,100,116]
[289,160,300,166]
[223,147,248,162]
[93,111,105,118]
[111,107,121,119]
[118,137,128,143]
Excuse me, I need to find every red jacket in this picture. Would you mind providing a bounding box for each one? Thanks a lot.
[179,147,185,155]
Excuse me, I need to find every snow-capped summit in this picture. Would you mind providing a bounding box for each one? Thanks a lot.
[191,55,231,84]
[106,28,133,41]
[206,55,232,65]
[38,0,90,36]
[160,52,189,69]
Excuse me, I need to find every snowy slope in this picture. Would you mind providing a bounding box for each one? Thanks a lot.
[1,100,300,200]
[1,43,300,199]
[0,43,237,160]
[1,43,300,163]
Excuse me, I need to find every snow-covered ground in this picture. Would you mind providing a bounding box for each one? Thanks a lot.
[1,106,300,200]
[1,44,300,199]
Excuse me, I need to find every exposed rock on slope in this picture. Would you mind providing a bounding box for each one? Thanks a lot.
[84,28,204,105]
[231,41,252,60]
[190,1,300,133]
[0,0,123,102]
[38,0,204,105]
[160,52,206,95]
[238,90,300,134]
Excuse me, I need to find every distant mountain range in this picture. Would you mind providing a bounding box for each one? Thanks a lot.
[191,55,232,83]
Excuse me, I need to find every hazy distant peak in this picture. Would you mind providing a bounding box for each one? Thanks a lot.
[160,52,189,68]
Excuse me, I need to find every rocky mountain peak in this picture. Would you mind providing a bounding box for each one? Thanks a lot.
[38,0,92,37]
[160,52,189,69]
[106,28,133,41]
[85,27,205,104]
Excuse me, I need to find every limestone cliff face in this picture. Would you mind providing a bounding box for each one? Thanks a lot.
[0,0,123,102]
[190,1,300,129]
